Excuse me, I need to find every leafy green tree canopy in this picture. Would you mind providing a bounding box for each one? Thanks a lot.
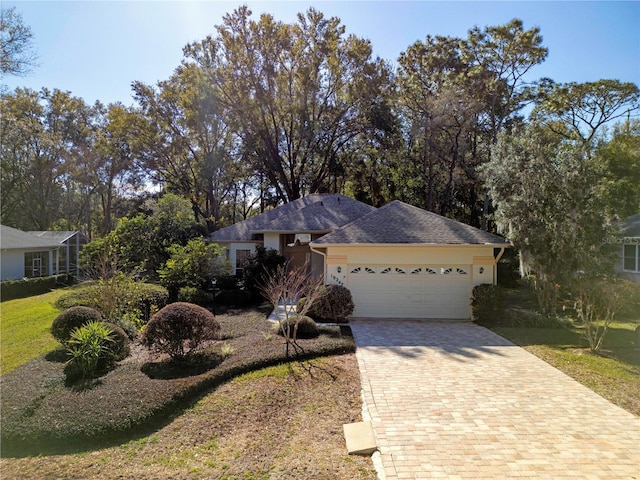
[183,6,393,203]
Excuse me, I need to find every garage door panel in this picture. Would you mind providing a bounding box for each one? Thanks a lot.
[347,265,471,319]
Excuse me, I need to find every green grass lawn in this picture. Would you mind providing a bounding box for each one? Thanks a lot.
[0,289,70,375]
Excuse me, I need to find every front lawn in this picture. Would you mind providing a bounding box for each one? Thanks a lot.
[1,309,358,457]
[0,287,75,374]
[0,354,376,480]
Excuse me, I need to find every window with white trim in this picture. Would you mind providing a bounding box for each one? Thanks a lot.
[623,243,639,272]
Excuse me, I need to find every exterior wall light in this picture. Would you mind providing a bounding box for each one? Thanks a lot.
[479,267,484,274]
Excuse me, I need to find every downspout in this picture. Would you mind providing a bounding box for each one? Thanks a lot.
[309,245,327,284]
[494,247,506,285]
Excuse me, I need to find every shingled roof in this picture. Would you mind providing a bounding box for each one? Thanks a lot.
[0,225,63,250]
[312,200,509,246]
[210,194,375,242]
[620,213,640,238]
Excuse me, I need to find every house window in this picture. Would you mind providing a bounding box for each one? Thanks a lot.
[623,243,639,272]
[24,251,49,278]
[236,249,251,269]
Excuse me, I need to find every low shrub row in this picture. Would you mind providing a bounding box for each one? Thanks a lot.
[55,280,169,330]
[0,274,76,301]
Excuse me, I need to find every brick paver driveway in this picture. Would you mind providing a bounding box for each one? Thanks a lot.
[351,319,640,480]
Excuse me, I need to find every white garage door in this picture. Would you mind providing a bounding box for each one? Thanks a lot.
[347,265,471,319]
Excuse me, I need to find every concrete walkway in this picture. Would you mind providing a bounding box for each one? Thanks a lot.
[350,319,640,480]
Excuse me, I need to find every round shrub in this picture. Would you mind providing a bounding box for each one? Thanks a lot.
[141,302,220,359]
[51,306,104,344]
[299,285,354,322]
[277,315,319,339]
[101,322,130,362]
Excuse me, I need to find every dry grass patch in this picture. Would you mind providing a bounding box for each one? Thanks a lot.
[0,355,377,480]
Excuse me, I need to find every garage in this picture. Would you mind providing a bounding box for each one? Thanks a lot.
[310,200,510,319]
[346,265,471,318]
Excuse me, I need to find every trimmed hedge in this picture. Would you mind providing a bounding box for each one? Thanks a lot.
[141,302,220,359]
[471,283,506,325]
[102,322,130,362]
[51,306,104,344]
[298,285,354,323]
[277,315,319,339]
[55,282,169,323]
[0,274,76,301]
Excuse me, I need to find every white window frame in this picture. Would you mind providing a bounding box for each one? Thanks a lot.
[622,242,639,273]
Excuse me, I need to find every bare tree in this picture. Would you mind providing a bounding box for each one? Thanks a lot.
[260,263,324,357]
[1,7,38,77]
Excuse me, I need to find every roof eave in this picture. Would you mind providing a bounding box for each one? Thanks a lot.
[310,242,512,247]
[253,230,331,235]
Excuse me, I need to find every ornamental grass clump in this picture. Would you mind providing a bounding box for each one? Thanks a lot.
[141,302,220,360]
[66,321,115,379]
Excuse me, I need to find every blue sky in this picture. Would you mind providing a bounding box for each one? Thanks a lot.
[4,1,640,106]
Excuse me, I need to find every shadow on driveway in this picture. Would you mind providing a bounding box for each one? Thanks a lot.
[350,319,513,361]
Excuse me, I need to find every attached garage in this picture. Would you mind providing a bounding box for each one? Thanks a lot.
[346,264,471,318]
[310,201,510,319]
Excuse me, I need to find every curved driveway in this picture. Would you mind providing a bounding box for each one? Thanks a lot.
[351,319,640,480]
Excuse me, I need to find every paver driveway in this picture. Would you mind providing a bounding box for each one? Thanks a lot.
[351,319,640,480]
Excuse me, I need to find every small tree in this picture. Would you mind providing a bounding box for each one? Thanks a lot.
[260,263,324,357]
[572,276,635,352]
[158,238,229,299]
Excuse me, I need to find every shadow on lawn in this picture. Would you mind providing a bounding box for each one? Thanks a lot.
[141,352,226,379]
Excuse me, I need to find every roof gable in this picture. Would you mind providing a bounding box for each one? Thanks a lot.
[29,231,80,243]
[210,194,375,242]
[312,200,509,245]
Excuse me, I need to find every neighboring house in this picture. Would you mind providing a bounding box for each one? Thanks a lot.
[0,225,85,281]
[28,230,86,277]
[211,194,510,319]
[617,213,640,284]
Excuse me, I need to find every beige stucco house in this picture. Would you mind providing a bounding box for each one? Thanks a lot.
[211,194,510,319]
